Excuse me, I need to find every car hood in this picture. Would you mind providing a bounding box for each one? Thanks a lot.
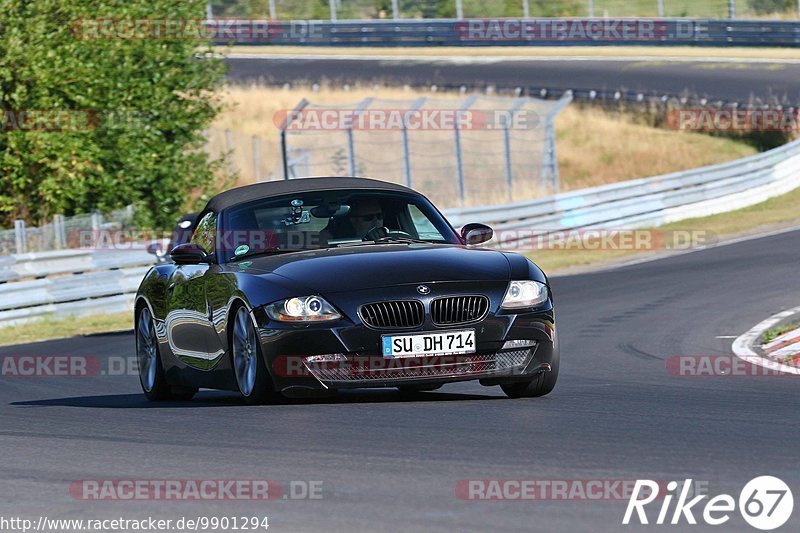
[229,244,511,293]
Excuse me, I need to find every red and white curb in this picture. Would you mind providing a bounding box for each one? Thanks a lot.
[762,327,800,361]
[732,305,800,376]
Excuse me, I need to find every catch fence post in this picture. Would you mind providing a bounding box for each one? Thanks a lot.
[252,136,262,182]
[454,96,477,203]
[503,98,527,201]
[347,98,374,177]
[280,99,310,180]
[54,214,66,249]
[541,92,573,194]
[14,220,27,254]
[402,98,427,188]
[225,129,236,178]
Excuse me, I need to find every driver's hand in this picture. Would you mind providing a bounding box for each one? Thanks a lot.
[363,226,389,241]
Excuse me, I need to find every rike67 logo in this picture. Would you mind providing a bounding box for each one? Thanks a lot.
[623,477,793,530]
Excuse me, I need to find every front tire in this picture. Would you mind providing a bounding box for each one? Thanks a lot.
[231,305,279,405]
[136,307,197,401]
[501,348,560,399]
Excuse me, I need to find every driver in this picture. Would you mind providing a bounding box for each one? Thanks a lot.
[318,198,386,244]
[349,198,384,239]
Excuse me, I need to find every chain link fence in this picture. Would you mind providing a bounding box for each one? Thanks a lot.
[0,206,136,255]
[192,93,566,209]
[210,0,798,20]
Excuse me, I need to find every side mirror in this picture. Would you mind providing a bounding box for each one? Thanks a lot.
[170,243,209,265]
[461,223,494,245]
[146,239,169,259]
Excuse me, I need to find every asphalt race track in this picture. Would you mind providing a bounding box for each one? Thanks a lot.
[2,228,799,532]
[225,55,800,104]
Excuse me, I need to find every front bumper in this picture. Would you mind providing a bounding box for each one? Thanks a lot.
[300,346,541,389]
[252,302,556,395]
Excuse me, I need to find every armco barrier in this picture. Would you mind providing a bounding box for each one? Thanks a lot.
[210,18,800,47]
[0,250,154,328]
[0,249,153,283]
[1,138,800,328]
[442,138,800,236]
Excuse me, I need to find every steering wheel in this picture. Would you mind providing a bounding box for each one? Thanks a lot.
[362,227,414,241]
[363,226,389,241]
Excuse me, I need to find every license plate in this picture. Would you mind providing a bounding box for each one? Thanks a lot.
[381,330,476,358]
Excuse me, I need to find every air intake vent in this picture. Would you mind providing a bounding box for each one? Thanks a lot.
[430,295,489,326]
[360,300,424,330]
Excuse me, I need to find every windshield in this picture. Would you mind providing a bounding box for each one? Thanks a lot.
[217,189,460,262]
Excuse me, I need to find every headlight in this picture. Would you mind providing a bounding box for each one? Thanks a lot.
[501,281,548,309]
[265,296,341,322]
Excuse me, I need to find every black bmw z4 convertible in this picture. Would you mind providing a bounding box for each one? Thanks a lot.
[135,177,558,403]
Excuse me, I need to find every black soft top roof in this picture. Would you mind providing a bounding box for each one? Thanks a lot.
[205,177,416,213]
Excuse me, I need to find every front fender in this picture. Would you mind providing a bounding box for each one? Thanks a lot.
[502,252,549,286]
[135,265,173,320]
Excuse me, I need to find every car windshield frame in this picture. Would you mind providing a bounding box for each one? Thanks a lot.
[214,188,462,264]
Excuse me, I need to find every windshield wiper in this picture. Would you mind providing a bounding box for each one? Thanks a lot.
[231,248,296,261]
[332,236,438,248]
[373,236,432,244]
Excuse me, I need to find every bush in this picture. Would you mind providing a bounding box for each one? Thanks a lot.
[0,0,225,228]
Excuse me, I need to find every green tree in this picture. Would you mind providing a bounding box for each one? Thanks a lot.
[0,0,225,228]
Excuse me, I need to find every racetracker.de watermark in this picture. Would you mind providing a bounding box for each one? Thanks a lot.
[275,108,539,131]
[1,355,137,378]
[455,19,708,42]
[71,19,321,42]
[1,109,152,132]
[68,480,324,501]
[456,479,710,501]
[666,355,798,377]
[76,229,717,253]
[272,354,518,379]
[489,229,716,252]
[1,110,94,132]
[668,108,800,132]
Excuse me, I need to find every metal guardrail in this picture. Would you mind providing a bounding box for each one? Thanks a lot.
[442,138,800,237]
[0,250,154,328]
[0,249,153,284]
[212,18,800,47]
[1,138,800,328]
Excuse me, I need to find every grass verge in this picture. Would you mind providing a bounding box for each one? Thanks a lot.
[0,312,132,347]
[762,324,800,345]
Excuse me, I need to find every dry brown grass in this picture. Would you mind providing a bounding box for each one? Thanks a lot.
[210,84,757,207]
[554,106,757,190]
